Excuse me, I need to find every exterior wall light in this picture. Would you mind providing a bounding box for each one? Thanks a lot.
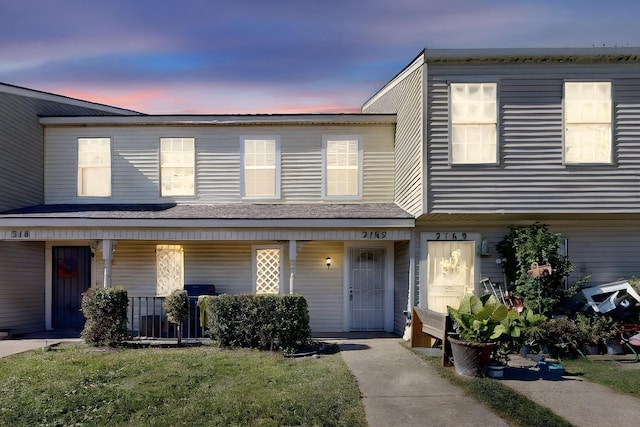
[325,257,332,269]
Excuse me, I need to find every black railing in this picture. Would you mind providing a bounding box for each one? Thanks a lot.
[127,296,208,339]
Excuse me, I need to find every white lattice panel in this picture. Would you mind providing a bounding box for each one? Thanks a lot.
[156,245,184,296]
[256,248,280,294]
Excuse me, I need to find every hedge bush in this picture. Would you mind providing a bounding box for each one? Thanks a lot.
[81,286,129,347]
[205,294,311,351]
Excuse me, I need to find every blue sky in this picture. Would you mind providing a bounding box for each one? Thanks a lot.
[1,0,639,114]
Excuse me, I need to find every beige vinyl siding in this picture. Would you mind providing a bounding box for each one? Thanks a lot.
[426,61,640,214]
[44,124,395,204]
[0,241,45,334]
[363,64,424,216]
[103,241,344,332]
[0,90,135,211]
[293,241,344,333]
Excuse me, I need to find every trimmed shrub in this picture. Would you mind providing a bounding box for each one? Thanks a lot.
[163,289,190,345]
[206,294,311,351]
[81,286,129,347]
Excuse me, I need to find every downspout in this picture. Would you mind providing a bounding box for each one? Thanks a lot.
[289,240,297,294]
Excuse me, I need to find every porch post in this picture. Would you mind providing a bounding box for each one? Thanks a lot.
[102,239,117,288]
[289,240,296,294]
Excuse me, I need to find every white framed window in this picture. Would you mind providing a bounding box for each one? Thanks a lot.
[564,81,612,164]
[156,244,184,297]
[160,137,195,196]
[323,136,362,198]
[450,83,498,165]
[77,137,111,197]
[241,136,280,198]
[253,246,282,295]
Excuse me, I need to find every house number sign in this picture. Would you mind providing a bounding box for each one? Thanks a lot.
[433,232,468,240]
[10,230,31,238]
[361,231,387,239]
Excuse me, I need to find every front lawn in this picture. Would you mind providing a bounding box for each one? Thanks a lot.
[0,344,365,426]
[562,357,640,397]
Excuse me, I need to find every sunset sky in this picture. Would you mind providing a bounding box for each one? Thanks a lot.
[2,0,640,114]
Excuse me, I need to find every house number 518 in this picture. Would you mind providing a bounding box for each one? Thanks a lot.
[11,231,30,238]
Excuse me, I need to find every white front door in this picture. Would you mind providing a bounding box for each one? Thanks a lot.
[349,248,386,331]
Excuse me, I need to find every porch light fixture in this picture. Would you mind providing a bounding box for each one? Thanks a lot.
[325,257,332,269]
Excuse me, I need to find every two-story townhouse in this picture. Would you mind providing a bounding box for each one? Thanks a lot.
[0,114,413,336]
[363,47,640,314]
[0,83,139,336]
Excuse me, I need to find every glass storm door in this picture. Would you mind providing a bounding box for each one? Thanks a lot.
[426,241,475,314]
[52,246,91,330]
[350,248,385,331]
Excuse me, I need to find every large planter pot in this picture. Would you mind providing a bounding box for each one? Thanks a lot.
[448,336,497,377]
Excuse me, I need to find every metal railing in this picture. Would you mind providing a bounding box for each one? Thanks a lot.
[127,296,207,339]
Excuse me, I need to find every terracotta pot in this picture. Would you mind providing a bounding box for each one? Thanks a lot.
[448,336,497,377]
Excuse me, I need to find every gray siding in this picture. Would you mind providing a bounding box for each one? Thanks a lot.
[426,62,640,214]
[45,124,395,204]
[0,241,45,335]
[363,62,424,216]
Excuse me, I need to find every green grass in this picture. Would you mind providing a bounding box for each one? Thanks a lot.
[415,353,572,427]
[0,344,366,426]
[561,357,640,397]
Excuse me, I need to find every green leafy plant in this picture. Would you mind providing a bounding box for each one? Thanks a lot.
[575,313,616,346]
[163,289,190,345]
[81,286,129,347]
[496,223,575,314]
[448,294,514,343]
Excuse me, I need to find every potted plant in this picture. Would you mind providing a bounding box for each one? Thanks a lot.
[576,314,618,355]
[515,308,548,357]
[447,293,515,377]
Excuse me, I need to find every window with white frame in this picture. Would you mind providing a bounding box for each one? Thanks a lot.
[78,137,111,197]
[242,137,279,197]
[160,137,195,196]
[156,244,184,296]
[450,83,497,164]
[564,82,612,164]
[324,136,361,197]
[254,247,281,294]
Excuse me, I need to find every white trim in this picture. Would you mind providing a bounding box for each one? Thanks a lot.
[343,241,394,332]
[322,135,364,200]
[40,114,396,126]
[419,232,482,310]
[362,53,425,110]
[159,137,196,197]
[240,135,281,199]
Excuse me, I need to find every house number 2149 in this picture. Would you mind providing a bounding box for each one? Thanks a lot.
[435,232,467,240]
[361,231,387,239]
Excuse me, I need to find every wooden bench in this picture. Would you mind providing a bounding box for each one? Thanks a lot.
[410,307,453,366]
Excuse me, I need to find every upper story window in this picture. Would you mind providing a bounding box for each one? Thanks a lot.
[241,137,280,198]
[160,138,195,196]
[564,82,612,164]
[450,83,498,165]
[323,136,362,198]
[77,137,111,197]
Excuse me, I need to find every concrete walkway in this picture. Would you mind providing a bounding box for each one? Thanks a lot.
[0,332,83,358]
[328,335,509,427]
[501,355,640,427]
[331,335,640,427]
